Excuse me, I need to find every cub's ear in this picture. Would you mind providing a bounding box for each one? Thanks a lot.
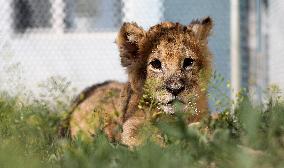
[116,22,146,68]
[189,17,213,41]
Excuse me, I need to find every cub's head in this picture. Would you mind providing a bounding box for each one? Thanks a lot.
[116,17,213,115]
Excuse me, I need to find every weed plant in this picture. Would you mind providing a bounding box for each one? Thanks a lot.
[0,84,283,168]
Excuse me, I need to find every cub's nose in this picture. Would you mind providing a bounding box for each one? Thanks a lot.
[166,79,185,96]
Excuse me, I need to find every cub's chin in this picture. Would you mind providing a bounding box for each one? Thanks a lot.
[160,99,186,114]
[160,104,175,114]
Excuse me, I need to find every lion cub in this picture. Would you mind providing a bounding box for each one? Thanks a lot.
[68,17,213,146]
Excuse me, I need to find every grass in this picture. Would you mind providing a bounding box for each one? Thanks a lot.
[0,86,283,168]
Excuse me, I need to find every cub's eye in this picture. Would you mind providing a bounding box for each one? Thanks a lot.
[183,58,194,70]
[150,59,162,70]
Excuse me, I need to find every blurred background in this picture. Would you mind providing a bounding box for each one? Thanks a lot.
[0,0,283,103]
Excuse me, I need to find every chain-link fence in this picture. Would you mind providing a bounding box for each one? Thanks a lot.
[0,0,283,101]
[0,0,128,95]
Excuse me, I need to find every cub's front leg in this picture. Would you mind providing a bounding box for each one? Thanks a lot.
[121,116,145,147]
[120,111,166,147]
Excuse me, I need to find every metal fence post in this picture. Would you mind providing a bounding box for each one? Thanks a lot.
[51,0,65,34]
[231,0,241,100]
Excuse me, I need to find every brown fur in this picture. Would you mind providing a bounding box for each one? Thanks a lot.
[68,17,214,146]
